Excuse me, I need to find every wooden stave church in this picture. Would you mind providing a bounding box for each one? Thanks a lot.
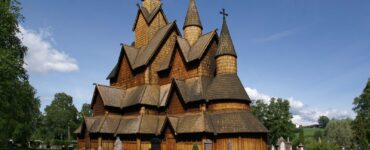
[75,0,269,149]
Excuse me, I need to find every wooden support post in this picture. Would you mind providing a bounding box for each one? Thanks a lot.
[137,137,141,150]
[238,136,242,150]
[140,106,146,115]
[98,136,102,149]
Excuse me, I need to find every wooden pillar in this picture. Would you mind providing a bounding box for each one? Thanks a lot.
[145,68,150,84]
[238,136,242,150]
[140,106,146,115]
[200,103,207,111]
[137,137,141,150]
[98,136,102,149]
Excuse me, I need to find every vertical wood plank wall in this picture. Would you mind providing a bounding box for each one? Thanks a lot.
[214,137,267,150]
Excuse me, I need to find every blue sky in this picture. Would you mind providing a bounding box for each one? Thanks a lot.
[18,0,370,125]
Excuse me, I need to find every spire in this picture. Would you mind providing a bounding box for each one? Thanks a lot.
[215,9,237,58]
[183,0,202,29]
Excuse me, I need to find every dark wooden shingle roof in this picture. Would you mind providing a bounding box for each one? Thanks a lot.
[107,22,179,79]
[168,110,268,134]
[157,31,217,72]
[215,16,237,58]
[86,115,166,135]
[79,111,267,135]
[206,74,251,102]
[183,0,202,29]
[132,5,169,31]
[97,74,250,109]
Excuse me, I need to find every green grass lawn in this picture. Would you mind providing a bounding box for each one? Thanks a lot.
[295,127,324,139]
[303,128,324,138]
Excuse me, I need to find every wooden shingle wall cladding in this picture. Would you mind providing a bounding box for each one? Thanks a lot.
[142,0,161,12]
[167,90,186,114]
[216,55,237,75]
[149,31,178,85]
[184,26,202,46]
[198,40,217,77]
[112,56,145,89]
[93,94,106,116]
[134,12,167,48]
[135,13,149,48]
[208,102,250,111]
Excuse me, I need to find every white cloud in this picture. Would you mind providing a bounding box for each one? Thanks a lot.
[17,26,79,73]
[245,87,355,126]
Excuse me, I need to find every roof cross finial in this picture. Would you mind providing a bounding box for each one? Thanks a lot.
[220,8,228,20]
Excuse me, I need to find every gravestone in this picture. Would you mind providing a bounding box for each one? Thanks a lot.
[275,137,292,150]
[227,140,232,150]
[204,139,212,150]
[114,137,122,150]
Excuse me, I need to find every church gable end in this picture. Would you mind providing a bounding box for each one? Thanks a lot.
[134,6,169,48]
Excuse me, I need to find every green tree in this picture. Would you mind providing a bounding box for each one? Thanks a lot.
[313,130,323,140]
[318,116,330,128]
[325,119,354,149]
[252,98,296,145]
[78,103,93,124]
[44,93,79,141]
[80,103,93,117]
[305,138,338,150]
[0,0,40,144]
[251,100,268,124]
[352,78,370,149]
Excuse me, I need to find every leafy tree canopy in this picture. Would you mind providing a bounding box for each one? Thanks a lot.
[325,119,354,149]
[44,93,79,141]
[318,116,330,128]
[251,98,296,145]
[352,78,370,149]
[80,103,93,117]
[0,0,40,143]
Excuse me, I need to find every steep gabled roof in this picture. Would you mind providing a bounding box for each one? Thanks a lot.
[183,0,202,29]
[97,85,125,107]
[115,115,166,135]
[74,117,97,134]
[132,5,169,31]
[87,114,166,135]
[98,75,250,109]
[173,76,212,103]
[215,16,237,58]
[91,84,171,109]
[92,85,125,108]
[157,30,217,72]
[107,22,179,80]
[168,112,213,134]
[206,74,250,102]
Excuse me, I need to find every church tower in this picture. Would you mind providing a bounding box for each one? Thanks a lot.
[183,0,203,46]
[215,9,237,75]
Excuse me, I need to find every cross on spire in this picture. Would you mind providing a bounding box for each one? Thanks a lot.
[220,8,228,19]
